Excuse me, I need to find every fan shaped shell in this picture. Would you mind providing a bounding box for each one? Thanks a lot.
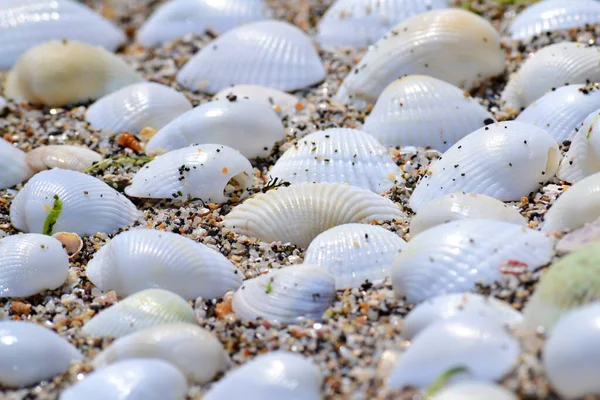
[26,145,102,173]
[212,84,300,115]
[0,138,35,190]
[557,109,600,183]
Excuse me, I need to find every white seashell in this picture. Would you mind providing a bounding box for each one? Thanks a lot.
[86,82,193,136]
[304,224,406,289]
[83,289,197,338]
[0,138,35,190]
[145,99,285,158]
[556,217,600,254]
[223,182,406,248]
[176,20,326,94]
[4,40,144,107]
[125,144,253,202]
[86,229,242,300]
[269,128,400,193]
[204,351,323,400]
[392,219,553,304]
[334,9,504,105]
[10,169,140,236]
[0,321,82,388]
[431,382,518,400]
[60,359,187,400]
[0,96,6,111]
[26,145,103,173]
[93,323,228,384]
[0,0,126,70]
[410,192,527,237]
[212,84,300,115]
[409,121,560,212]
[232,264,335,323]
[137,0,273,47]
[557,108,600,183]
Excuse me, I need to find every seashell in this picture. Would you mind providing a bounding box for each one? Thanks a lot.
[515,84,600,142]
[86,229,243,300]
[556,108,600,183]
[176,20,326,94]
[0,96,6,111]
[83,289,197,338]
[410,192,527,237]
[52,232,83,259]
[60,358,187,400]
[10,169,140,236]
[269,128,401,194]
[125,144,253,202]
[26,145,103,173]
[93,323,228,384]
[137,0,273,47]
[0,0,126,70]
[232,264,335,323]
[223,182,406,248]
[304,224,406,289]
[0,320,82,388]
[362,75,494,151]
[556,217,600,254]
[334,9,504,105]
[204,351,323,400]
[431,382,518,400]
[316,0,450,49]
[86,82,193,136]
[212,84,300,115]
[392,219,553,304]
[4,40,144,107]
[0,138,35,190]
[145,99,285,159]
[409,121,560,212]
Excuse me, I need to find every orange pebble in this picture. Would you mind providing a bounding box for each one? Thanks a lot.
[117,132,143,152]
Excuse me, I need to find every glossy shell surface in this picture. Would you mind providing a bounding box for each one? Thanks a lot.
[0,138,35,190]
[557,108,600,183]
[26,145,102,173]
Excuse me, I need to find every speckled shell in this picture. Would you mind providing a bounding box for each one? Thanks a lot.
[304,224,406,289]
[5,40,144,107]
[176,20,326,94]
[432,382,518,400]
[0,0,125,70]
[0,321,82,388]
[334,9,504,105]
[392,219,553,304]
[223,182,406,248]
[212,85,300,115]
[137,0,273,47]
[10,169,140,236]
[0,138,35,190]
[26,145,103,173]
[556,217,600,254]
[409,121,560,212]
[557,109,600,183]
[93,323,228,384]
[145,99,285,158]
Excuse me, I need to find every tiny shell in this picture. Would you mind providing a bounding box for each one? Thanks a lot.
[26,145,103,173]
[431,382,518,400]
[556,217,600,254]
[52,232,83,259]
[212,84,300,115]
[0,138,35,190]
[556,109,600,183]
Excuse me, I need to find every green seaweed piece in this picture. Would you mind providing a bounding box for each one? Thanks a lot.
[424,366,469,398]
[83,156,154,174]
[43,195,63,235]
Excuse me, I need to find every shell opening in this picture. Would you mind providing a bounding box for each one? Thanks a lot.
[223,171,251,201]
[546,147,560,176]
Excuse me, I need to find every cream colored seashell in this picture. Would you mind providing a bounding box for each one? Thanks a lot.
[86,229,242,300]
[431,382,518,400]
[304,224,406,289]
[83,289,197,338]
[392,219,553,304]
[556,217,600,254]
[93,323,228,384]
[145,99,285,158]
[223,182,406,248]
[26,145,103,173]
[125,144,253,202]
[557,109,600,183]
[10,169,140,236]
[176,20,326,94]
[334,9,504,105]
[212,84,299,115]
[86,82,193,135]
[409,121,560,212]
[52,232,83,259]
[0,138,35,190]
[4,40,144,107]
[269,128,400,193]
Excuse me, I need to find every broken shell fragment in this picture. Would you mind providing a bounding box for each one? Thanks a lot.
[0,138,35,190]
[26,145,103,173]
[556,109,600,183]
[52,232,83,259]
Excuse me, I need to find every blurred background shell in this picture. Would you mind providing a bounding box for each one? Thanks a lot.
[26,145,102,173]
[0,138,35,190]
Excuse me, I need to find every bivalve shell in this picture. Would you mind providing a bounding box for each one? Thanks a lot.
[212,84,300,115]
[431,382,518,400]
[556,217,600,254]
[26,145,103,173]
[556,109,600,183]
[0,138,35,190]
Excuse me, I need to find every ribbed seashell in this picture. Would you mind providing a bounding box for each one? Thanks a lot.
[556,109,600,183]
[10,169,140,236]
[0,138,35,190]
[392,219,553,304]
[137,0,273,47]
[432,382,518,400]
[0,0,125,70]
[204,351,323,400]
[86,82,193,135]
[409,121,560,212]
[125,144,253,202]
[26,145,103,173]
[176,20,326,94]
[232,264,335,324]
[86,229,242,300]
[93,323,228,384]
[0,321,82,388]
[269,128,400,193]
[410,192,526,236]
[304,224,406,289]
[145,99,285,158]
[515,84,600,142]
[4,40,144,107]
[83,289,197,338]
[334,9,504,105]
[60,359,187,400]
[556,217,600,254]
[223,183,406,247]
[212,85,300,115]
